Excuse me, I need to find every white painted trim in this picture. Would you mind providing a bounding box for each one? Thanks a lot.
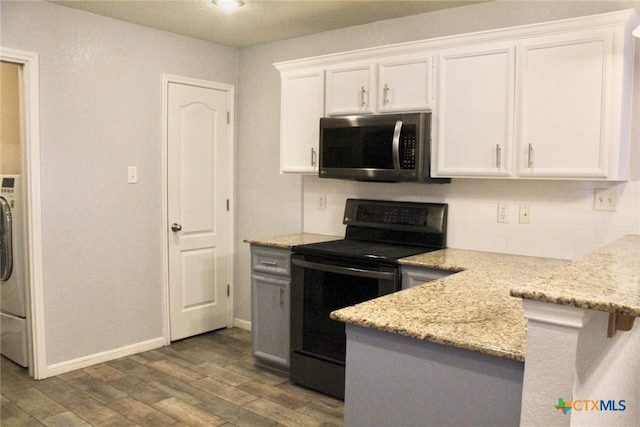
[161,74,236,342]
[522,299,588,329]
[1,47,46,379]
[233,318,251,331]
[47,337,165,377]
[274,9,637,71]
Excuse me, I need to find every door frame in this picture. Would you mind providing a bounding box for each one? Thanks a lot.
[161,74,235,344]
[1,47,46,379]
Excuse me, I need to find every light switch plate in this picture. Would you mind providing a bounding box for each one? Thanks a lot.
[594,189,617,212]
[128,166,137,184]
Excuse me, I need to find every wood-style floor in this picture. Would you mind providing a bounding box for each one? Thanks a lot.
[1,328,344,426]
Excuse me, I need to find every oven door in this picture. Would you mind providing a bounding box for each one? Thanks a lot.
[290,253,399,398]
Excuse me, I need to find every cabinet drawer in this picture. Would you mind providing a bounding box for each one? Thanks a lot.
[251,246,291,276]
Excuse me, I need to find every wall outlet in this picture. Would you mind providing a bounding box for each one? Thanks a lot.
[497,203,509,223]
[594,189,618,212]
[519,204,531,224]
[317,194,327,210]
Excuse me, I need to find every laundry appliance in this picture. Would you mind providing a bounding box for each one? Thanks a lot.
[0,175,28,367]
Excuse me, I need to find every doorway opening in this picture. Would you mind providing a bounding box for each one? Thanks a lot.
[0,49,45,379]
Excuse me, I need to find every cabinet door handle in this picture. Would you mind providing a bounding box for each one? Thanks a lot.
[279,288,284,306]
[311,148,317,167]
[495,144,501,169]
[260,260,278,267]
[527,143,534,168]
[383,84,390,105]
[360,86,368,107]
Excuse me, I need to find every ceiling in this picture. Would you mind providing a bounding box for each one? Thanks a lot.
[49,0,488,48]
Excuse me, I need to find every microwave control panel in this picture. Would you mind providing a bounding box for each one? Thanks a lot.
[400,133,417,169]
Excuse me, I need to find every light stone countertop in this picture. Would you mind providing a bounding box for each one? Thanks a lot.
[331,249,569,361]
[510,234,640,316]
[246,233,640,361]
[244,233,341,249]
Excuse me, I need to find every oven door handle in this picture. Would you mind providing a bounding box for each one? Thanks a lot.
[292,258,395,280]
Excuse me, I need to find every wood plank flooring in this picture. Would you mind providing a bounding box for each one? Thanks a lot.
[1,328,344,426]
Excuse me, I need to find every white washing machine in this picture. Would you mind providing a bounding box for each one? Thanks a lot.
[0,175,28,367]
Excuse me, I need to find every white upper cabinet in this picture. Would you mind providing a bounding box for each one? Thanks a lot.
[433,43,516,177]
[325,54,433,115]
[433,14,634,180]
[325,62,375,115]
[378,54,433,113]
[516,31,618,179]
[279,68,324,173]
[276,9,636,179]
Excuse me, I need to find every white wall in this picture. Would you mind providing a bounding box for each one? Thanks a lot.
[236,0,640,323]
[0,1,237,367]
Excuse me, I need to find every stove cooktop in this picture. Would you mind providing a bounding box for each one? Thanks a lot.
[293,199,448,265]
[292,239,438,264]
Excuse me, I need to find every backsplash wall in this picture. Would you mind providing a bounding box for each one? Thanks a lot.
[302,177,640,260]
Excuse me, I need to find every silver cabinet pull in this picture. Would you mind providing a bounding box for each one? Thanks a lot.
[527,143,534,168]
[279,288,284,307]
[383,84,390,105]
[171,223,182,232]
[260,260,278,267]
[311,148,317,167]
[360,86,368,107]
[496,144,501,168]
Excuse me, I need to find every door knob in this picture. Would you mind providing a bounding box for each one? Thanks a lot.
[171,223,182,232]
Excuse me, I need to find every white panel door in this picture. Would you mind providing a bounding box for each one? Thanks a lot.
[167,81,231,341]
[434,43,515,177]
[325,63,375,115]
[280,69,324,173]
[378,54,433,112]
[517,33,612,178]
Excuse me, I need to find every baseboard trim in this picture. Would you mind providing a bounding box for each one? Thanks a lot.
[233,318,251,331]
[46,337,166,378]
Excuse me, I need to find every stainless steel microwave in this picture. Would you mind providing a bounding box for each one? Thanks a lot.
[319,112,449,183]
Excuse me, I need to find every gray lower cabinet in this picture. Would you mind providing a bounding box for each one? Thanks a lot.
[401,265,454,289]
[250,245,291,371]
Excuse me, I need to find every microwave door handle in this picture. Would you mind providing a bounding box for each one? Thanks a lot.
[392,120,402,171]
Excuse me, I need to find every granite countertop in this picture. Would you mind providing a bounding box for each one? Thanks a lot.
[244,233,341,249]
[331,249,569,361]
[247,233,640,361]
[510,234,640,316]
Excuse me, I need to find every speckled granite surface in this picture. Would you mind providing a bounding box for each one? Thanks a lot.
[244,233,341,249]
[510,234,640,316]
[247,233,640,361]
[332,249,568,361]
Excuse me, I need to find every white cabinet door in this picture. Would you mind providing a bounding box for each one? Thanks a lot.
[378,55,433,112]
[325,62,375,115]
[433,44,516,177]
[280,69,324,173]
[516,32,614,178]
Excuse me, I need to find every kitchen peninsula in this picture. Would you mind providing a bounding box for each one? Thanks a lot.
[331,234,640,426]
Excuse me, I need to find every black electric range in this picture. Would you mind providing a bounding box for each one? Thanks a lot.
[289,199,448,399]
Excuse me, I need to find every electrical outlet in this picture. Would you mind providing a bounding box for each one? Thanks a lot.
[317,194,327,211]
[497,203,509,223]
[519,204,531,224]
[593,189,618,212]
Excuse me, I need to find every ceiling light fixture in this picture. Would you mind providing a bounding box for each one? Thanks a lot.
[212,0,245,10]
